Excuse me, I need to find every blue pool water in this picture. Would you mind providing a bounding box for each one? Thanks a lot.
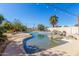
[23,32,57,54]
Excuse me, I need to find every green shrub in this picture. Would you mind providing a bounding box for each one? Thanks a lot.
[0,35,7,44]
[6,30,13,33]
[0,28,7,42]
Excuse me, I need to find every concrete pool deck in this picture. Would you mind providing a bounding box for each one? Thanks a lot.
[2,33,32,56]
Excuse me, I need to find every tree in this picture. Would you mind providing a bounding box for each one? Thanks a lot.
[0,15,7,43]
[0,15,5,24]
[37,24,45,31]
[13,19,27,32]
[0,15,5,37]
[49,15,58,27]
[20,24,27,31]
[3,21,13,30]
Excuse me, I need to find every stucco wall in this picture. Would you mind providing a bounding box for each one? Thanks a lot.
[48,26,79,35]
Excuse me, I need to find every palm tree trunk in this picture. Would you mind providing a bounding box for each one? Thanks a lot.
[53,24,54,27]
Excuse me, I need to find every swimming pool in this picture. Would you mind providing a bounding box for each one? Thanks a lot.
[23,32,67,54]
[23,32,52,53]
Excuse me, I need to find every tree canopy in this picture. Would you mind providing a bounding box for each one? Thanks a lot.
[49,15,58,27]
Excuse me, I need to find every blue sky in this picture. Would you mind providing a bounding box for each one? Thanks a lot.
[0,3,79,27]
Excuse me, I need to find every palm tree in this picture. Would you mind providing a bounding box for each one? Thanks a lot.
[0,15,5,24]
[49,15,58,27]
